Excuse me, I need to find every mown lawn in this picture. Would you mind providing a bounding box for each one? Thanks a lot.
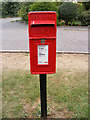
[2,69,88,118]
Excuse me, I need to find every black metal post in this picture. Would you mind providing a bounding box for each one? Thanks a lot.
[40,74,47,118]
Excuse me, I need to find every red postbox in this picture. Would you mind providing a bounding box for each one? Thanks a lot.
[28,11,57,74]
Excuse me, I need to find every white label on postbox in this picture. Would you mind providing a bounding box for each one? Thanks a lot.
[38,45,48,65]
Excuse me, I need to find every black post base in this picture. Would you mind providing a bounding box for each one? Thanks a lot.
[40,74,47,118]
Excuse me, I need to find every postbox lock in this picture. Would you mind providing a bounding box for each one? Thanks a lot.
[41,39,45,43]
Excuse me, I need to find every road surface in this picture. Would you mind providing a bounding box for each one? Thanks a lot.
[0,18,89,53]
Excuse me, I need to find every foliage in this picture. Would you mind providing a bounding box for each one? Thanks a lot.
[59,20,65,26]
[2,2,20,18]
[76,3,86,15]
[78,10,90,26]
[75,3,90,26]
[30,2,58,12]
[18,2,59,25]
[17,3,32,24]
[83,2,90,10]
[59,2,78,25]
[20,2,33,6]
[68,19,81,26]
[54,2,63,7]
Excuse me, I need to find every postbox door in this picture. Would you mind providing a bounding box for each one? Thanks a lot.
[30,39,56,74]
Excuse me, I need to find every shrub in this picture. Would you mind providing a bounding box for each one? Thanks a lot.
[18,2,59,25]
[83,2,90,10]
[68,19,81,26]
[2,2,20,18]
[17,4,31,23]
[30,2,58,12]
[54,2,63,7]
[76,3,86,15]
[59,20,65,26]
[78,10,90,26]
[59,2,78,25]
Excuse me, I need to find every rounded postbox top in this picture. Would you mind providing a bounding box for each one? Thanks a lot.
[28,11,57,21]
[28,11,57,14]
[28,11,57,39]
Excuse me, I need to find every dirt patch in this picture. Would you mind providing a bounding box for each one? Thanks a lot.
[56,53,88,72]
[1,53,88,72]
[2,53,29,70]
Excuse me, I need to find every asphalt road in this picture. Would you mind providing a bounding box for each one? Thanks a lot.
[0,18,89,53]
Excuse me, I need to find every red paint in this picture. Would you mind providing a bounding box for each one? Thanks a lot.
[28,11,57,74]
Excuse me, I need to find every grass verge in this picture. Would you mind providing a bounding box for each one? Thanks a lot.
[2,69,88,118]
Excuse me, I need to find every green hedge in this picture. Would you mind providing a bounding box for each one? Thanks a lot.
[59,2,78,25]
[78,10,90,26]
[2,2,20,18]
[18,2,59,25]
